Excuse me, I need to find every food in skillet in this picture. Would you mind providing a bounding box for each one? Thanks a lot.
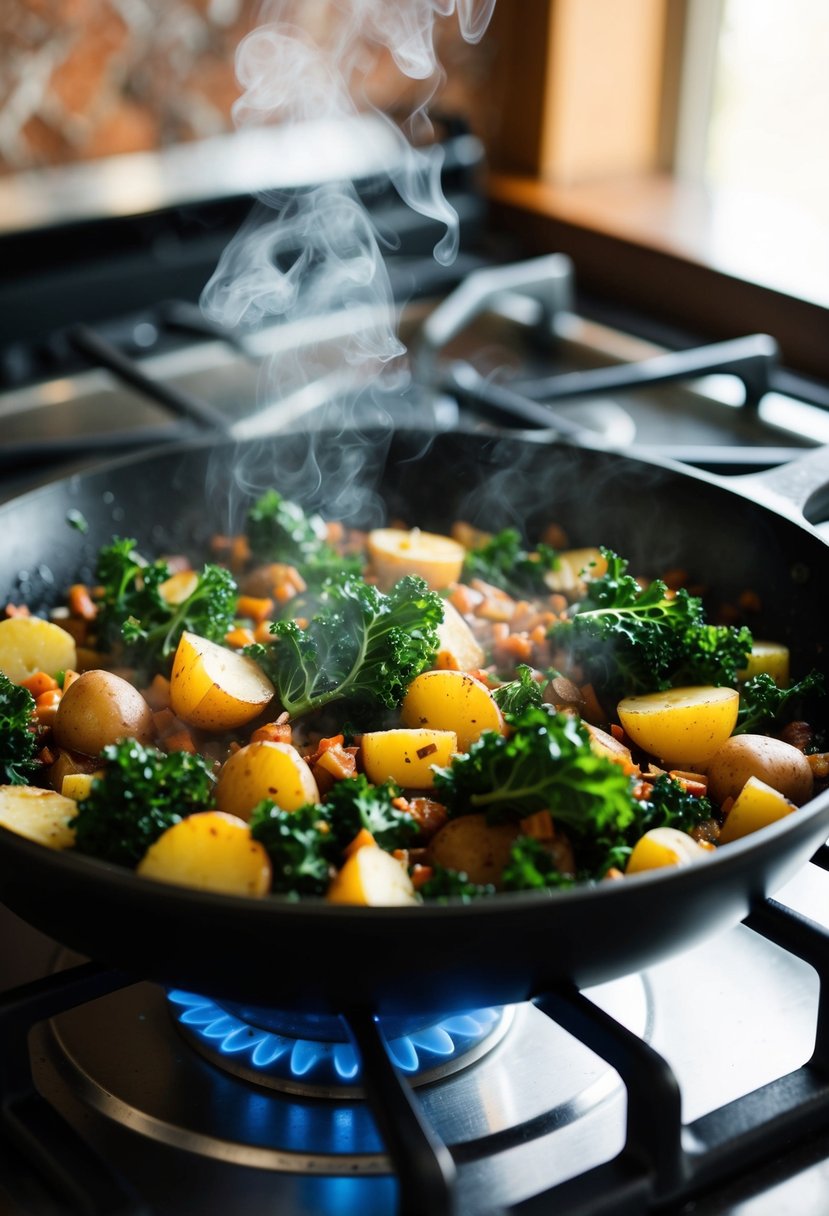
[0,490,825,904]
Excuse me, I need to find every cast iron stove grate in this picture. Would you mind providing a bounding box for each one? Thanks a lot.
[2,853,828,1216]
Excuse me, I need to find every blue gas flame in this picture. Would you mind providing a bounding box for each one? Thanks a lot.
[167,990,501,1087]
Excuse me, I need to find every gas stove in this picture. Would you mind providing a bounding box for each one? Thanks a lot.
[1,123,829,1216]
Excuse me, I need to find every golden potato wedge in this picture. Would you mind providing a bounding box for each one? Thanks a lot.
[434,599,484,672]
[617,686,739,768]
[401,669,505,752]
[625,826,712,874]
[215,740,320,820]
[169,631,275,731]
[367,528,465,591]
[737,641,790,687]
[60,772,99,802]
[0,616,77,683]
[361,728,457,788]
[136,811,271,897]
[718,776,797,844]
[0,785,76,849]
[327,845,419,906]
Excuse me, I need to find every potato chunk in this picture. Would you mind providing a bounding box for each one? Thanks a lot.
[0,785,76,850]
[718,776,797,844]
[0,617,77,683]
[367,528,465,591]
[170,631,274,731]
[136,811,271,897]
[52,670,155,757]
[361,728,457,788]
[625,826,712,874]
[706,734,813,806]
[426,813,519,889]
[215,740,319,820]
[617,686,739,768]
[401,669,505,752]
[327,845,419,906]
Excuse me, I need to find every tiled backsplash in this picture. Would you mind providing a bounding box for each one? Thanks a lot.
[0,1,491,176]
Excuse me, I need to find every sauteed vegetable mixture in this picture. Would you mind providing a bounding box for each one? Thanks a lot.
[0,490,825,904]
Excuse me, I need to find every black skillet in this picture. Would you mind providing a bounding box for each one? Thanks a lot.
[0,426,827,1018]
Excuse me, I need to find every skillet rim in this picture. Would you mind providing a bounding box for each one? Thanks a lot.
[0,426,828,924]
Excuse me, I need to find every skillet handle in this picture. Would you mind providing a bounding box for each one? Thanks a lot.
[727,445,829,524]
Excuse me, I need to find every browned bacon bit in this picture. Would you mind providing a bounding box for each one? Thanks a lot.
[780,720,813,753]
[251,720,294,746]
[691,819,721,844]
[807,753,829,781]
[405,797,449,840]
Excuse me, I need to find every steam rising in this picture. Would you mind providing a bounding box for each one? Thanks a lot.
[202,0,496,406]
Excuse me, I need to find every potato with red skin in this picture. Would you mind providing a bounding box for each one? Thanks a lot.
[52,670,155,757]
[706,734,813,806]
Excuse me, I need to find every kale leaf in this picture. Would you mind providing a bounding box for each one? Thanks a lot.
[250,776,419,894]
[492,664,546,717]
[322,774,421,851]
[0,673,40,785]
[462,527,559,595]
[735,670,826,735]
[249,574,443,721]
[501,836,576,891]
[94,537,237,673]
[550,549,752,700]
[432,706,637,841]
[245,490,360,583]
[418,864,496,903]
[71,739,216,867]
[249,800,339,895]
[634,773,713,835]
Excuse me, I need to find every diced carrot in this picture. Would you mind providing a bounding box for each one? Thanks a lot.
[152,707,178,737]
[163,729,197,754]
[410,864,434,891]
[20,671,59,698]
[34,688,62,726]
[519,809,554,839]
[448,583,482,615]
[807,753,829,780]
[68,583,98,621]
[237,595,275,624]
[499,632,533,662]
[314,743,357,782]
[4,603,30,618]
[435,649,461,670]
[251,721,294,745]
[603,867,625,881]
[343,827,375,858]
[253,619,275,644]
[579,683,606,725]
[144,673,171,711]
[37,745,55,766]
[668,770,708,797]
[225,626,256,649]
[229,535,251,572]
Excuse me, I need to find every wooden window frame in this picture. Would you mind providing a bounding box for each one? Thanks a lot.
[478,0,828,381]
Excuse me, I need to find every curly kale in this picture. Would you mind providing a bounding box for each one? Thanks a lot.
[94,537,237,673]
[322,774,421,851]
[418,864,496,903]
[462,527,559,595]
[250,776,419,894]
[635,773,713,835]
[0,673,40,785]
[492,664,546,718]
[501,837,576,892]
[550,549,752,701]
[245,490,360,583]
[248,574,443,721]
[433,706,637,843]
[71,739,216,867]
[249,801,339,895]
[735,670,826,735]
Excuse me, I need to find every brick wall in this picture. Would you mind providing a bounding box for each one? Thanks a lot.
[0,1,495,175]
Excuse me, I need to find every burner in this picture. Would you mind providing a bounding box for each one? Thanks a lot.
[34,971,651,1178]
[168,990,513,1097]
